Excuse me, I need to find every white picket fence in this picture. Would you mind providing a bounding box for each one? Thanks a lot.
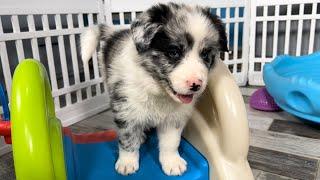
[0,0,319,127]
[0,0,108,127]
[249,0,320,85]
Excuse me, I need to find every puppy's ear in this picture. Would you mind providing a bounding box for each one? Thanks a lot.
[131,4,172,53]
[202,8,229,52]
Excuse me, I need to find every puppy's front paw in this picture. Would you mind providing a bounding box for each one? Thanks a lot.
[115,154,139,175]
[160,153,187,176]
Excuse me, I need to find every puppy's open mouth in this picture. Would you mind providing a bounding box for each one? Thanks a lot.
[172,90,194,104]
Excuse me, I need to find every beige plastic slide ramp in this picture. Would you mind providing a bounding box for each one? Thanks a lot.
[183,59,254,180]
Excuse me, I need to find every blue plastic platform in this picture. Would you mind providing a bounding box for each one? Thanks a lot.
[264,52,320,124]
[63,131,209,180]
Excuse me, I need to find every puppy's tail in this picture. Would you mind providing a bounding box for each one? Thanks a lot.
[80,24,112,64]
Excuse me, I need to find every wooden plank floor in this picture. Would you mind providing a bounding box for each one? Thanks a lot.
[244,95,320,180]
[1,95,320,180]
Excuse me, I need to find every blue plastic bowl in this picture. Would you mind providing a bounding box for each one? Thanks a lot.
[263,52,320,124]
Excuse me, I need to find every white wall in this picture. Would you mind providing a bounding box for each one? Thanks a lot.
[1,0,99,11]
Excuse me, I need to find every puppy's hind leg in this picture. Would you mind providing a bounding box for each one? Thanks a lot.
[115,119,145,175]
[157,124,187,176]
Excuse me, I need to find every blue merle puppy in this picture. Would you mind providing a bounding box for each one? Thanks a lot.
[81,2,227,176]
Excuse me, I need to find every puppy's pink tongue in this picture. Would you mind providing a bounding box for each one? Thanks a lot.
[177,94,193,104]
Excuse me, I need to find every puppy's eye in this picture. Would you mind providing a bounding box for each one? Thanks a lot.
[167,47,181,59]
[200,49,211,62]
[201,52,209,59]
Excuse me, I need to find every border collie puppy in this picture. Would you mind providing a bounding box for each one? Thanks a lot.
[81,2,227,176]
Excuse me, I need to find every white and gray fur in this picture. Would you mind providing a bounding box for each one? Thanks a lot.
[81,2,227,176]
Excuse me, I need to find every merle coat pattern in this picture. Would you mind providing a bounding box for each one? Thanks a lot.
[81,2,227,176]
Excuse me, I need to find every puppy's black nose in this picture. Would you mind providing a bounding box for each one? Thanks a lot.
[190,83,201,92]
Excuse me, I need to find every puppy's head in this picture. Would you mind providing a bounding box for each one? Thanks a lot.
[131,3,228,104]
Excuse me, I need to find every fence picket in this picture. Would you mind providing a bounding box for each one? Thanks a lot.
[67,14,82,102]
[272,5,279,57]
[296,4,304,56]
[27,15,40,60]
[78,13,92,99]
[42,14,60,108]
[0,18,12,96]
[11,15,25,61]
[308,3,317,54]
[284,4,292,54]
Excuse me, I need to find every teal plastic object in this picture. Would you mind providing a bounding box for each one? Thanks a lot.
[263,52,320,123]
